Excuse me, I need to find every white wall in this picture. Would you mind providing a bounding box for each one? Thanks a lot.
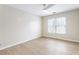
[42,9,79,42]
[0,5,41,50]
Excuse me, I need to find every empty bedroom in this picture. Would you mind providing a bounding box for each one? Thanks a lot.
[0,4,79,55]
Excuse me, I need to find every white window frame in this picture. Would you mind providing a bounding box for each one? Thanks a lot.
[48,17,66,34]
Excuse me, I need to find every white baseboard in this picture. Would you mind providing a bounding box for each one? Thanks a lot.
[0,35,79,50]
[42,36,79,43]
[0,35,41,50]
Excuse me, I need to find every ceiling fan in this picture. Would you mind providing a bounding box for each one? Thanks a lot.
[42,4,55,10]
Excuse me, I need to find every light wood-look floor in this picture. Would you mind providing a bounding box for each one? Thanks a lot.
[0,37,79,55]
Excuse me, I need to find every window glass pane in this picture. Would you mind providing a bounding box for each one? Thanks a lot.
[56,26,66,34]
[56,18,62,26]
[48,19,55,33]
[48,17,66,34]
[56,17,66,34]
[56,17,66,26]
[61,17,66,25]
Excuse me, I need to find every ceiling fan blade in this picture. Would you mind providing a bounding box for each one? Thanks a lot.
[43,4,55,10]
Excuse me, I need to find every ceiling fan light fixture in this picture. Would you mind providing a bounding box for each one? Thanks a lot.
[42,4,55,10]
[42,9,50,13]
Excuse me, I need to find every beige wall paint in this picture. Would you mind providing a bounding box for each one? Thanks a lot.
[42,9,79,42]
[0,5,41,50]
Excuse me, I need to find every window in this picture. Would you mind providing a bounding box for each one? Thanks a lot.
[48,17,66,34]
